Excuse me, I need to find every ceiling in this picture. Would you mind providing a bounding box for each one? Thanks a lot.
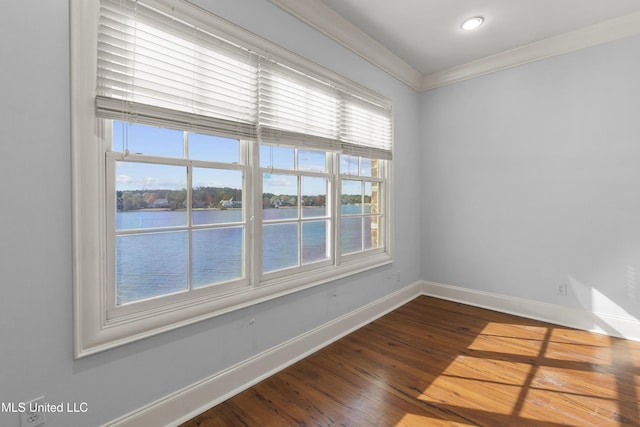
[271,0,640,91]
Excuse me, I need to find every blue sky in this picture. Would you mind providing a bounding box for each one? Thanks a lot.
[113,121,368,197]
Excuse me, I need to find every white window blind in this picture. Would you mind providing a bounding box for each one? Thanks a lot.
[258,59,341,152]
[340,94,393,159]
[257,59,392,158]
[96,0,258,139]
[96,0,392,157]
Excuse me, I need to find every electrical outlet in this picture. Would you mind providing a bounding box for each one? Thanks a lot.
[557,283,568,296]
[21,397,45,427]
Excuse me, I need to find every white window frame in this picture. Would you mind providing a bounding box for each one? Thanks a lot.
[258,148,335,281]
[339,157,387,258]
[71,0,393,358]
[104,126,252,320]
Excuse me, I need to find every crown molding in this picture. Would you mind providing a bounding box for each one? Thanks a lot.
[269,0,424,91]
[270,1,640,93]
[422,11,640,91]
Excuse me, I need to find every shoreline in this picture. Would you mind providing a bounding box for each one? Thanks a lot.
[118,204,369,213]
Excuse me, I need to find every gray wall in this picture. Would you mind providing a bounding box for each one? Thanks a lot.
[0,1,420,426]
[420,34,640,323]
[4,0,640,425]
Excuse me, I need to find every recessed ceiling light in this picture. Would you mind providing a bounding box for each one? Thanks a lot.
[461,16,484,31]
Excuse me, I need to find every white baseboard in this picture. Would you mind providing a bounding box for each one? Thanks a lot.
[421,280,640,343]
[105,281,423,427]
[106,279,640,426]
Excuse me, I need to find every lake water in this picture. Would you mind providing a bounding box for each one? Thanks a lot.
[116,205,373,305]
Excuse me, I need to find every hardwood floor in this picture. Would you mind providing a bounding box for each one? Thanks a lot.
[181,296,640,426]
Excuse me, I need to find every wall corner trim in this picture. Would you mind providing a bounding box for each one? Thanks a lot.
[269,0,423,90]
[420,11,640,91]
[269,1,640,92]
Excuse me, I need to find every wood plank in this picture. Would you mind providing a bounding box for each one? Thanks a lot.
[181,296,640,426]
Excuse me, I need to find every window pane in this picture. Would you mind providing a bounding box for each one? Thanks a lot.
[302,176,327,218]
[341,180,362,214]
[113,121,183,158]
[302,221,329,264]
[116,162,187,230]
[263,173,298,219]
[188,133,240,163]
[116,209,188,231]
[364,181,381,214]
[370,158,381,178]
[298,149,326,172]
[192,168,243,224]
[260,145,294,169]
[340,154,358,175]
[341,217,362,255]
[192,208,243,225]
[263,205,298,220]
[360,157,372,177]
[364,216,381,250]
[192,227,243,288]
[263,223,299,272]
[116,231,188,305]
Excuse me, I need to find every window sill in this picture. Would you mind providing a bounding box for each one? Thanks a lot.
[75,252,392,358]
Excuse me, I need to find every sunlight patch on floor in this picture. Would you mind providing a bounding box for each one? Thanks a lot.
[440,355,532,386]
[420,374,525,415]
[630,349,640,368]
[478,322,548,340]
[519,387,624,424]
[530,366,618,397]
[544,340,613,364]
[393,412,476,427]
[549,327,611,345]
[467,332,544,357]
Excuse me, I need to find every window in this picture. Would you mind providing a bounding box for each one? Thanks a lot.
[260,145,332,276]
[71,0,392,357]
[108,123,249,314]
[340,155,385,255]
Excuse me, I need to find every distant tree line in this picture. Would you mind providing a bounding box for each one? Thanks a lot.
[262,193,327,209]
[117,188,366,211]
[117,187,240,211]
[342,194,371,205]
